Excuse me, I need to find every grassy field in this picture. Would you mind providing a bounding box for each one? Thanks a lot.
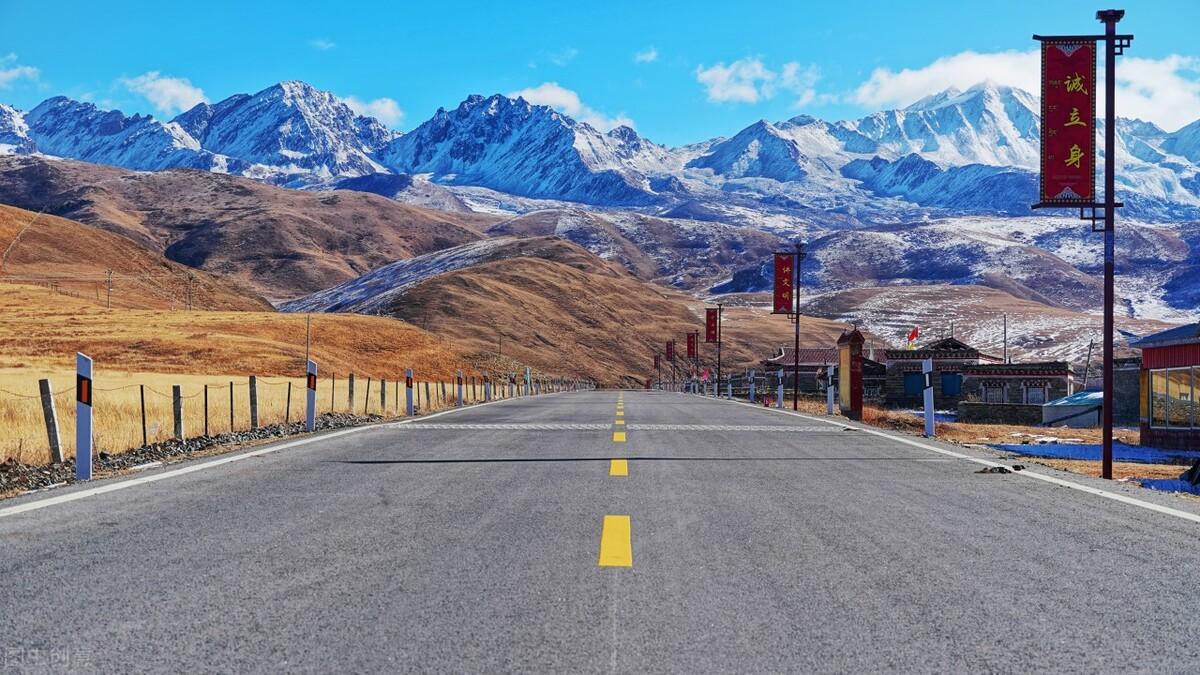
[0,281,507,464]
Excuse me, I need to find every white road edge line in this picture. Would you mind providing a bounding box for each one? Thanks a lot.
[701,393,1200,526]
[0,391,569,520]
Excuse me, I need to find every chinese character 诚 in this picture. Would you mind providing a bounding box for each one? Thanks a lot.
[1064,72,1089,95]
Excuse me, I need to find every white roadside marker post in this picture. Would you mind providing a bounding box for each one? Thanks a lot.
[524,367,531,397]
[922,358,935,437]
[484,375,492,402]
[776,369,785,409]
[826,365,835,415]
[75,353,94,481]
[405,369,415,416]
[725,376,732,400]
[748,369,756,403]
[456,370,464,408]
[305,360,317,432]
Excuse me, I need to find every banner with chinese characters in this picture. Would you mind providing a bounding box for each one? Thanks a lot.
[1040,40,1096,205]
[705,308,719,343]
[773,253,795,314]
[686,333,697,359]
[666,340,675,361]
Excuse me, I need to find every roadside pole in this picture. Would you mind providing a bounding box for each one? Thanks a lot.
[305,360,317,432]
[922,358,935,437]
[826,365,835,415]
[748,369,756,403]
[456,370,464,408]
[75,352,93,481]
[776,369,785,409]
[405,368,415,416]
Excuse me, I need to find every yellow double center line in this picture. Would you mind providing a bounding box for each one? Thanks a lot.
[601,392,633,567]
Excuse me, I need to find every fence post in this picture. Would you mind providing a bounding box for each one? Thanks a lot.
[306,360,317,432]
[76,353,94,480]
[348,373,356,411]
[406,368,414,416]
[380,377,387,413]
[228,381,234,432]
[330,373,335,412]
[38,378,63,463]
[140,383,148,446]
[249,375,259,430]
[172,384,184,442]
[425,381,431,410]
[457,370,464,408]
[364,377,372,415]
[285,382,292,424]
[204,385,209,436]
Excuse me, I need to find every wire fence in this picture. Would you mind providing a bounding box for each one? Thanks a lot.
[0,369,570,466]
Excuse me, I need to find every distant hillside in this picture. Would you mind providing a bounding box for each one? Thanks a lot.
[0,155,501,300]
[0,203,269,311]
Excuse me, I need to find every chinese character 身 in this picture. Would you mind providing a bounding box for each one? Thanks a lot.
[1064,144,1085,168]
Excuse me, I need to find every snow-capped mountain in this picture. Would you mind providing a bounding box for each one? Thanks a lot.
[174,81,397,184]
[377,94,666,205]
[22,97,240,172]
[0,104,34,155]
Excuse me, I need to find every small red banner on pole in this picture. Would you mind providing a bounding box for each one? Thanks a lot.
[704,308,718,343]
[666,340,675,361]
[686,333,697,359]
[1039,40,1096,205]
[773,253,795,314]
[654,354,660,370]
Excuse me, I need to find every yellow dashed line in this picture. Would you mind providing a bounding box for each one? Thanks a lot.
[614,419,625,426]
[613,431,626,442]
[598,515,633,567]
[609,458,628,476]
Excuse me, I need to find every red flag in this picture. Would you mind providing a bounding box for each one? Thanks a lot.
[705,308,718,343]
[1039,40,1096,205]
[773,252,795,314]
[907,326,920,343]
[686,333,697,359]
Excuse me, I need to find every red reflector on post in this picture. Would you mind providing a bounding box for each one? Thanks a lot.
[76,375,92,406]
[306,374,317,390]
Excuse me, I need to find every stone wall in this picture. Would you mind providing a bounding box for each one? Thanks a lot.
[957,402,1044,426]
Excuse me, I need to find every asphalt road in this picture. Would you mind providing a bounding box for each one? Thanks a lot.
[3,390,1200,673]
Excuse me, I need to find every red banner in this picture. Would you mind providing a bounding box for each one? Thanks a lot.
[1040,40,1096,205]
[686,332,697,359]
[705,308,718,343]
[773,253,795,314]
[666,340,675,361]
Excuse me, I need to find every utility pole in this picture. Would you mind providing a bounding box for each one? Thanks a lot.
[105,269,112,309]
[1082,339,1095,390]
[792,242,807,411]
[1003,313,1008,364]
[715,304,724,399]
[305,314,312,367]
[186,272,194,311]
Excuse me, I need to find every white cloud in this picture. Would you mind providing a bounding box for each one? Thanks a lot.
[342,95,404,127]
[634,47,658,64]
[120,71,207,116]
[509,82,633,131]
[853,50,1039,108]
[1115,55,1200,132]
[851,49,1200,132]
[549,48,579,66]
[0,53,39,89]
[310,38,336,51]
[696,57,824,107]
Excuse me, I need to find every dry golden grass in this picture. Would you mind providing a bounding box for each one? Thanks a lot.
[0,282,502,464]
[0,368,491,465]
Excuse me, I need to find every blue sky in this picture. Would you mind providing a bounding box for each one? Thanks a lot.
[2,0,1198,144]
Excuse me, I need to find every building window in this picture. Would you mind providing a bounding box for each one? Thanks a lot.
[941,372,962,397]
[982,382,1005,403]
[903,372,924,397]
[1149,367,1197,429]
[1024,387,1047,405]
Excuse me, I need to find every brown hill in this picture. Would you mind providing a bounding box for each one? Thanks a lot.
[0,155,503,301]
[0,203,269,311]
[311,236,855,384]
